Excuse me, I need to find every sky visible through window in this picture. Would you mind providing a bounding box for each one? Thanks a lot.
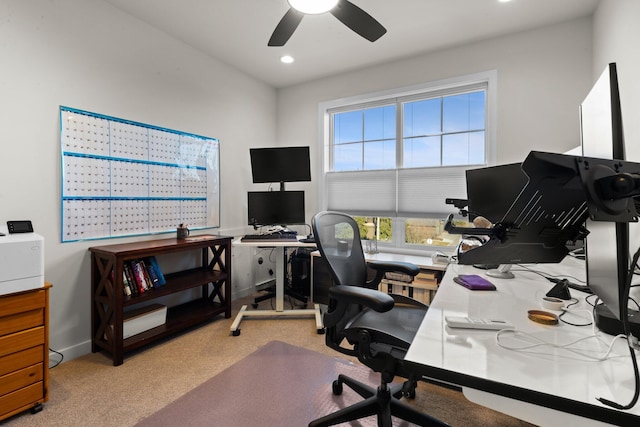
[333,91,485,171]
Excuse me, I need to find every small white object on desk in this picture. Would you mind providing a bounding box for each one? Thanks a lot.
[445,316,514,330]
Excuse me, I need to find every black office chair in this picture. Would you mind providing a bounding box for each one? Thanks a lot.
[309,211,449,427]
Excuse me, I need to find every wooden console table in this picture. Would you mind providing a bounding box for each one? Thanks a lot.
[89,235,232,366]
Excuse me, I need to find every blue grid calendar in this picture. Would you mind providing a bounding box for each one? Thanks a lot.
[60,106,220,242]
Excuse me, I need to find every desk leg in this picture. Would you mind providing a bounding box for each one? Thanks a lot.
[230,304,324,336]
[275,246,285,312]
[229,245,325,336]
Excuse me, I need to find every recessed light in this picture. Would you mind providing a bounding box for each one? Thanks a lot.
[281,55,295,64]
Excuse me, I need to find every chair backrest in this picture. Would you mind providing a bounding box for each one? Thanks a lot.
[311,211,367,288]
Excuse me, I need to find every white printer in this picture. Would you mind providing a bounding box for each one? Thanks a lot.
[0,225,44,295]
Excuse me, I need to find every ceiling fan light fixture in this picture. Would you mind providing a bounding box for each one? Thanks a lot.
[288,0,338,15]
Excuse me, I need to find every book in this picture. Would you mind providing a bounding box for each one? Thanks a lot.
[122,271,132,296]
[145,256,166,286]
[129,260,148,293]
[124,263,138,295]
[140,259,154,289]
[385,272,413,282]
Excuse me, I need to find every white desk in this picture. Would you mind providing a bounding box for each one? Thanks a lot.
[405,257,640,426]
[230,237,323,336]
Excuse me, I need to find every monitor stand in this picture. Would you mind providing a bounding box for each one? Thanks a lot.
[486,264,515,279]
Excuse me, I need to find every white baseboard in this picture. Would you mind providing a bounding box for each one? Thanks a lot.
[49,340,92,365]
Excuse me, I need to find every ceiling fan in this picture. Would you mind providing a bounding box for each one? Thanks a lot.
[268,0,387,47]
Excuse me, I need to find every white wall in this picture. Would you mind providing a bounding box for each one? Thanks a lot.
[277,17,594,217]
[593,0,640,162]
[0,0,277,360]
[592,0,640,251]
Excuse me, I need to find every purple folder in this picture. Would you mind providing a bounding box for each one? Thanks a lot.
[453,274,496,290]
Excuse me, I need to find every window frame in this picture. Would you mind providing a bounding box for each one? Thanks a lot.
[317,71,497,254]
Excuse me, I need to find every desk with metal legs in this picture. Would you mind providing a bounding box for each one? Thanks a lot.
[230,237,323,336]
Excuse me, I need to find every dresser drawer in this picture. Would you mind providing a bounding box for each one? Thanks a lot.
[0,309,44,337]
[0,290,44,318]
[0,327,44,358]
[0,363,43,397]
[0,346,43,377]
[0,382,43,419]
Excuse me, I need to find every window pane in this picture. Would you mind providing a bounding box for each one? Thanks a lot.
[468,131,485,164]
[334,111,362,144]
[405,217,462,247]
[364,140,395,170]
[468,91,486,130]
[441,131,486,166]
[442,133,472,166]
[364,106,396,141]
[443,92,485,133]
[334,143,362,171]
[403,136,440,168]
[403,99,441,137]
[354,216,392,242]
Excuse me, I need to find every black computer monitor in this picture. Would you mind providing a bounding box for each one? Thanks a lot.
[580,63,630,324]
[250,146,311,190]
[466,163,528,224]
[452,153,589,269]
[247,191,306,227]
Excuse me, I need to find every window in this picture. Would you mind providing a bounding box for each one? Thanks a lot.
[320,71,496,253]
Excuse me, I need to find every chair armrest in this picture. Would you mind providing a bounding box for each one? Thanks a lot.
[367,261,420,277]
[329,285,394,313]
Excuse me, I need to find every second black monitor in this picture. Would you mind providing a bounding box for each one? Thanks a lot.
[247,191,306,227]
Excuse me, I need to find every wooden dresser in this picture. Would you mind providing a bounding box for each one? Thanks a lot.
[0,283,50,421]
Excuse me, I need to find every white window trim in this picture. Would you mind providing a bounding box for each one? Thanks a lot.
[317,70,498,214]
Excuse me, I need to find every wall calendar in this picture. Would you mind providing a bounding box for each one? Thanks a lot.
[60,106,220,242]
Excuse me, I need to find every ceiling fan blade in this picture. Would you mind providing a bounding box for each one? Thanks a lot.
[268,8,304,47]
[330,0,387,42]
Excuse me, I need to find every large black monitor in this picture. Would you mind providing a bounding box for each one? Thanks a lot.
[250,146,311,190]
[450,154,589,268]
[466,163,528,224]
[580,63,630,324]
[247,191,306,227]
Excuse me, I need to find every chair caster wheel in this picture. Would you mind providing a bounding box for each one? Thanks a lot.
[232,329,241,336]
[401,381,416,399]
[317,328,325,334]
[252,303,258,309]
[332,380,343,395]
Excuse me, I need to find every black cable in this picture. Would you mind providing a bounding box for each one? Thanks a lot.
[558,298,592,327]
[49,348,64,368]
[597,244,640,410]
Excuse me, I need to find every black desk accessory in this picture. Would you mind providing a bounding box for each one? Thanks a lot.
[7,220,33,234]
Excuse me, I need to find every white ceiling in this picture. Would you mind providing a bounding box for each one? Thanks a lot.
[103,0,600,88]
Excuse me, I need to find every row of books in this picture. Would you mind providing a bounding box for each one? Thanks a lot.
[122,257,166,296]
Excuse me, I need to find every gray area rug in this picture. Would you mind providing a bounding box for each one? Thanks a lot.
[135,340,421,426]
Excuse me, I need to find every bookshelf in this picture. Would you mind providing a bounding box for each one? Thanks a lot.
[89,235,232,366]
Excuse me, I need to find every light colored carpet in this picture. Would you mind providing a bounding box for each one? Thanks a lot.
[2,295,535,426]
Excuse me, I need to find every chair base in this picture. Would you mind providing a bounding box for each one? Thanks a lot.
[309,374,449,427]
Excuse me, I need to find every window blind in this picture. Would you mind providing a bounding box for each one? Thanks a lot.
[326,166,468,217]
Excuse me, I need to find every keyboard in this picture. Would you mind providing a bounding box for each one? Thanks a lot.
[241,233,298,242]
